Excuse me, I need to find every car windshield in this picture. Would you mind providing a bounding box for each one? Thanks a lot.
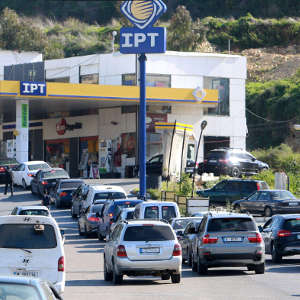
[144,206,159,219]
[207,151,227,159]
[94,192,126,200]
[28,163,49,171]
[19,210,49,216]
[126,211,134,220]
[173,219,192,230]
[0,283,40,300]
[283,218,300,231]
[43,169,69,179]
[207,218,256,232]
[124,225,175,241]
[91,204,103,213]
[60,181,83,189]
[0,224,57,249]
[113,202,140,215]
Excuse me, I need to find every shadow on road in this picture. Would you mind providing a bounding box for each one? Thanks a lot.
[266,258,300,274]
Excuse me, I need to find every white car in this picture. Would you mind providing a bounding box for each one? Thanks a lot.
[10,205,51,217]
[12,161,51,189]
[0,215,65,294]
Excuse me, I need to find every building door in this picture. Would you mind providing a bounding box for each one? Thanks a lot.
[69,137,79,178]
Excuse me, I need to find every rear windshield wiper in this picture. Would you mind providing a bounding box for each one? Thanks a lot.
[5,247,32,254]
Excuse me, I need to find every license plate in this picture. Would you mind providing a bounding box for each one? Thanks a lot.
[13,270,39,277]
[289,202,298,206]
[209,160,217,163]
[140,247,160,254]
[223,237,243,242]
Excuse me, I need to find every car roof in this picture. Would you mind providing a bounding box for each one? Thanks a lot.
[125,219,171,226]
[16,206,49,211]
[89,185,126,192]
[206,212,254,219]
[0,275,43,286]
[58,179,84,182]
[23,161,48,165]
[222,179,265,183]
[0,215,58,226]
[276,214,300,219]
[136,201,177,206]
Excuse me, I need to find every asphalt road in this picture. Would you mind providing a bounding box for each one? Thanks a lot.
[1,181,300,300]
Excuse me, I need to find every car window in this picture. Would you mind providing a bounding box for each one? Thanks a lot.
[225,182,240,192]
[208,151,226,159]
[263,218,273,230]
[258,192,270,201]
[43,169,69,179]
[20,164,25,171]
[207,218,256,232]
[198,217,207,233]
[214,181,227,190]
[162,206,176,219]
[148,155,161,164]
[283,218,300,232]
[279,190,296,200]
[241,182,255,192]
[93,192,126,201]
[123,225,175,241]
[0,283,40,300]
[173,219,191,230]
[247,192,259,201]
[259,181,269,190]
[184,223,191,235]
[28,163,49,171]
[91,204,104,213]
[19,210,49,216]
[144,206,159,219]
[60,181,83,189]
[126,211,134,220]
[111,224,123,241]
[0,224,57,248]
[134,206,140,218]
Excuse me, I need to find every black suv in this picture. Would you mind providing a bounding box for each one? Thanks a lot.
[199,148,268,177]
[196,179,269,205]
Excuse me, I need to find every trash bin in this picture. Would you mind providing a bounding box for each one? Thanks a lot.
[146,174,162,189]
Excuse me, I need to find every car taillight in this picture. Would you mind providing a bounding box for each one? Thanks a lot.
[277,230,291,237]
[60,192,67,197]
[88,216,100,222]
[256,183,261,191]
[41,181,48,185]
[0,167,5,173]
[219,159,229,164]
[117,245,127,257]
[248,233,263,243]
[108,213,113,218]
[202,234,218,244]
[172,243,182,256]
[58,256,64,271]
[27,173,33,177]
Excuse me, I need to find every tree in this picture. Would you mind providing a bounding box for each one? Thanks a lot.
[167,5,203,52]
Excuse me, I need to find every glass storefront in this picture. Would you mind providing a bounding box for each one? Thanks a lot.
[122,74,171,87]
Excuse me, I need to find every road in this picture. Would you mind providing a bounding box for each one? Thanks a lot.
[0,181,300,300]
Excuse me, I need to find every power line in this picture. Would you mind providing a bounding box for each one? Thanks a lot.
[246,108,295,124]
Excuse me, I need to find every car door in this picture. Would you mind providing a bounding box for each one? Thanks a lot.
[181,223,191,259]
[146,155,163,174]
[209,180,228,204]
[106,224,123,269]
[240,191,260,213]
[261,217,274,254]
[13,164,24,185]
[256,191,271,214]
[31,170,40,193]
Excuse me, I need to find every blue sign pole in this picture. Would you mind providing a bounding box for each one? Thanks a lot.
[139,53,147,200]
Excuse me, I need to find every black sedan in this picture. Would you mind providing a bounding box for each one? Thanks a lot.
[259,214,300,262]
[78,203,104,237]
[0,158,18,184]
[51,179,84,208]
[233,190,300,217]
[31,168,70,196]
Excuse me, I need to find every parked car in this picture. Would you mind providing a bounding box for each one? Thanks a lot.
[196,179,269,205]
[97,199,143,240]
[103,219,182,284]
[71,183,89,218]
[78,203,104,237]
[51,179,84,208]
[30,168,70,197]
[11,205,50,217]
[0,276,62,300]
[0,157,18,184]
[81,185,127,211]
[133,201,181,221]
[12,161,51,189]
[259,214,300,262]
[0,215,65,294]
[110,207,135,233]
[199,148,268,177]
[233,190,300,217]
[191,212,265,275]
[178,218,203,266]
[170,217,200,236]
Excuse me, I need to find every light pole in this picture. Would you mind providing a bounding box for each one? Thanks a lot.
[111,31,117,53]
[191,120,207,197]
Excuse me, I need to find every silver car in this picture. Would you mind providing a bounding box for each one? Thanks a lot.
[103,220,182,284]
[192,212,265,275]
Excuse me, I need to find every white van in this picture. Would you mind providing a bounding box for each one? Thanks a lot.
[0,215,65,294]
[133,201,180,221]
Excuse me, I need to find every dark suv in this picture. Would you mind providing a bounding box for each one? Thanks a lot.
[199,148,268,177]
[196,179,269,205]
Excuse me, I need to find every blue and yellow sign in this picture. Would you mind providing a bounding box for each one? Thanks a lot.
[120,0,167,54]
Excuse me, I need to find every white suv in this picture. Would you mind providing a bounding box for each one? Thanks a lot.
[103,219,182,284]
[0,215,65,294]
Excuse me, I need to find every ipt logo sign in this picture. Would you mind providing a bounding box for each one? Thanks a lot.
[120,0,167,54]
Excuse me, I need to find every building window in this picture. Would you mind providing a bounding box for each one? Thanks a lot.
[80,74,99,84]
[122,74,171,87]
[203,77,229,116]
[47,77,70,83]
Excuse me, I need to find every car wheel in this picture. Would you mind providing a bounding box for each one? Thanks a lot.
[161,274,170,280]
[191,254,197,272]
[112,262,123,284]
[197,257,208,275]
[254,263,265,274]
[171,273,181,284]
[231,167,240,178]
[264,207,273,217]
[103,257,113,281]
[271,244,282,263]
[234,204,241,213]
[22,179,27,190]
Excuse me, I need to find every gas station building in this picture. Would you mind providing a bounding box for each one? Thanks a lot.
[0,50,247,178]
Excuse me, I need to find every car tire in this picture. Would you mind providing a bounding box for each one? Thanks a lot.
[197,257,208,275]
[171,273,181,284]
[104,258,113,281]
[264,207,273,217]
[234,204,241,213]
[271,244,282,263]
[191,254,197,272]
[22,179,27,190]
[161,274,170,280]
[112,262,123,284]
[231,167,240,178]
[254,263,265,274]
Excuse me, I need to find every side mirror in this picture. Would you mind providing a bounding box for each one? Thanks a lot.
[258,225,263,232]
[176,230,183,237]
